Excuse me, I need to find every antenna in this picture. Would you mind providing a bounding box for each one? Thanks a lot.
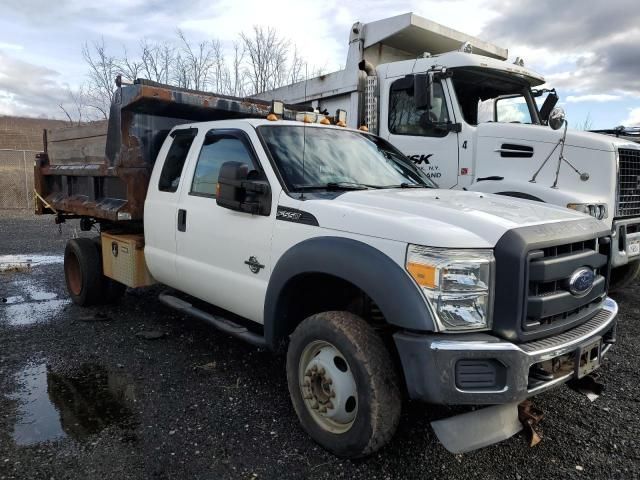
[300,64,309,200]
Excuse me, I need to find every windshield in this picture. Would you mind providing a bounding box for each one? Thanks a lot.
[257,125,436,191]
[451,67,540,126]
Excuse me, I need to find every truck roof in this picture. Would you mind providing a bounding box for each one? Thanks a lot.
[361,12,508,60]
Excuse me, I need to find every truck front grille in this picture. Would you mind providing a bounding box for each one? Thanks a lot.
[617,148,640,217]
[524,237,610,335]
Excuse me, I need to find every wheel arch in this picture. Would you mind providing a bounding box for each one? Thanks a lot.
[264,236,435,350]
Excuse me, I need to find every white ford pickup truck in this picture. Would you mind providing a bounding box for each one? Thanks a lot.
[35,80,618,457]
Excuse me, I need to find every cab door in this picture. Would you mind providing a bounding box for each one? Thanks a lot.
[144,127,198,284]
[380,77,460,189]
[173,127,275,324]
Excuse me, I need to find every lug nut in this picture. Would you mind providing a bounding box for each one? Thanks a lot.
[310,400,319,409]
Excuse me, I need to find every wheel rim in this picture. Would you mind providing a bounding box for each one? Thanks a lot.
[65,251,82,296]
[298,340,358,434]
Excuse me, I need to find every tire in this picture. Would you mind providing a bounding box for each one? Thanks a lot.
[609,260,640,292]
[286,311,401,458]
[64,238,103,306]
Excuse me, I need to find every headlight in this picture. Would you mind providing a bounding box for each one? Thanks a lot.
[567,203,607,220]
[406,245,494,331]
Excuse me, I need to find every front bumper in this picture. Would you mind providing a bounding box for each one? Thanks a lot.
[394,297,618,405]
[612,217,640,267]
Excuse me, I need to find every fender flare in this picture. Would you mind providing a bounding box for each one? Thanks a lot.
[264,236,435,349]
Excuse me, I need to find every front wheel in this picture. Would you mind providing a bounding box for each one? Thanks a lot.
[609,260,640,292]
[286,311,401,458]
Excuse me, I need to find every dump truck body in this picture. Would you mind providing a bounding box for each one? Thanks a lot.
[34,79,303,221]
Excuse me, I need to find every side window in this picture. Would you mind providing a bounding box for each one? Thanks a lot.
[158,130,197,192]
[191,132,255,197]
[389,80,450,137]
[495,96,533,123]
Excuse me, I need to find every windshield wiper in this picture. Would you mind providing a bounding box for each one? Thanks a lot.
[377,183,432,189]
[293,182,375,191]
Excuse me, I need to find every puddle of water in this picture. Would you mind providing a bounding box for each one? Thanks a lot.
[0,255,63,273]
[3,300,70,326]
[1,278,68,326]
[2,295,25,304]
[11,362,136,445]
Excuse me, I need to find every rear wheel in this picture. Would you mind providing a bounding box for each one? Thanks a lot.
[64,238,103,306]
[286,311,401,458]
[64,237,126,306]
[609,260,640,292]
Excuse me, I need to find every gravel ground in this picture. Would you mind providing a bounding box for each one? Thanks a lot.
[1,212,639,480]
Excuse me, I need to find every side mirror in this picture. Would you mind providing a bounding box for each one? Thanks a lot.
[539,91,559,124]
[414,72,433,111]
[548,107,566,131]
[216,161,271,216]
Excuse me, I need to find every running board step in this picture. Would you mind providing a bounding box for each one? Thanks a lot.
[159,293,266,348]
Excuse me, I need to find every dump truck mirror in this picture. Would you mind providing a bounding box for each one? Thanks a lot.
[216,161,271,216]
[548,107,566,131]
[414,73,432,111]
[539,91,559,124]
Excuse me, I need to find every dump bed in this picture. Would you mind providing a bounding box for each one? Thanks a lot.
[35,79,301,222]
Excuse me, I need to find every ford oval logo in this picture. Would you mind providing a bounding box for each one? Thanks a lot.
[569,267,596,297]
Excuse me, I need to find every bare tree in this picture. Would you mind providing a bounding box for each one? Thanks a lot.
[118,46,142,82]
[240,26,291,94]
[82,39,119,119]
[176,29,219,91]
[576,112,594,131]
[80,27,316,118]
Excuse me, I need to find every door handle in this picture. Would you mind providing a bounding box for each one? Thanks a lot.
[177,209,187,232]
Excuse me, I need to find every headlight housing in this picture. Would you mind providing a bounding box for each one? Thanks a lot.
[406,245,495,331]
[567,203,607,220]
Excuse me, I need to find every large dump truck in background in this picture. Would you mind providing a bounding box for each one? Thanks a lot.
[255,12,640,290]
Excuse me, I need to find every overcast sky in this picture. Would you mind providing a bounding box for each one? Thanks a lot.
[0,0,638,128]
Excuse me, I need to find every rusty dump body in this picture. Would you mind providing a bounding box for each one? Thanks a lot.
[34,79,299,222]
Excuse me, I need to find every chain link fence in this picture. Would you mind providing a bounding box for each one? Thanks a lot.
[0,149,38,209]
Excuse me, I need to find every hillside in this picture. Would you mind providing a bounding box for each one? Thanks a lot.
[0,116,68,151]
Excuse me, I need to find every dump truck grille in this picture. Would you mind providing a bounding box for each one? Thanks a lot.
[524,237,610,334]
[617,148,640,218]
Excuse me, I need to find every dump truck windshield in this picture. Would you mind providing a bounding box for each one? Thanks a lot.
[258,125,436,191]
[451,68,540,126]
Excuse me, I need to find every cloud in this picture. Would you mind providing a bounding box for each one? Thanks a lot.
[566,94,622,103]
[0,51,69,117]
[481,0,640,97]
[622,108,640,127]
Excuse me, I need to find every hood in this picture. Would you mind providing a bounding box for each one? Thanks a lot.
[476,122,626,152]
[292,189,595,248]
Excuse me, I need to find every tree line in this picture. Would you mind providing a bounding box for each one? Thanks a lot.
[60,27,323,123]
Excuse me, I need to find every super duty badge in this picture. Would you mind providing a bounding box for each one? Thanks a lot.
[276,206,319,226]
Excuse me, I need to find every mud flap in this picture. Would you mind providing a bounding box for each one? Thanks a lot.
[431,402,522,454]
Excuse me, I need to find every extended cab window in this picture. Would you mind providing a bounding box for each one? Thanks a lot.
[389,79,449,137]
[158,129,197,192]
[191,132,255,197]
